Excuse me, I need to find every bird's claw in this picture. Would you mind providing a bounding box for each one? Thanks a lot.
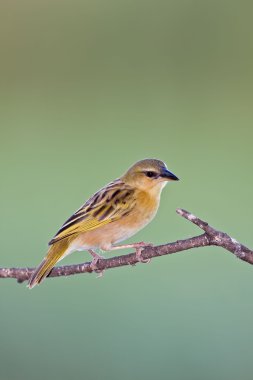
[135,244,152,264]
[89,250,105,273]
[90,258,99,272]
[90,259,105,277]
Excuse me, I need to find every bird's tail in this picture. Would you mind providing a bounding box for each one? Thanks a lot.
[28,240,69,289]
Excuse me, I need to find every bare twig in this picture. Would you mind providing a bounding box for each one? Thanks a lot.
[1,209,252,284]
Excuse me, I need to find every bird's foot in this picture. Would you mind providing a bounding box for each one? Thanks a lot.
[134,242,153,264]
[102,242,153,264]
[88,250,105,274]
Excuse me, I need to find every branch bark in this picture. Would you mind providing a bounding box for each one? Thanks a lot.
[1,209,253,284]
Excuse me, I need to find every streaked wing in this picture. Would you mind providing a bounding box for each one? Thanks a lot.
[49,179,136,245]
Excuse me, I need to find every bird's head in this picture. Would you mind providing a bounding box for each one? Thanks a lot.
[121,159,179,193]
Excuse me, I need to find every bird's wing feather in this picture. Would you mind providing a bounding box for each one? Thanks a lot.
[49,179,136,245]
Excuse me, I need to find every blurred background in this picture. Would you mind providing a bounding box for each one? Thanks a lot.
[0,0,253,379]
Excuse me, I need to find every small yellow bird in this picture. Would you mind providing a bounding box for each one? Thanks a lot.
[28,159,178,288]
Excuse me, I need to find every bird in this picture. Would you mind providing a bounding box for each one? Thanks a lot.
[28,159,179,288]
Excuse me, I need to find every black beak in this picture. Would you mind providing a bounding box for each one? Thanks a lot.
[161,169,179,181]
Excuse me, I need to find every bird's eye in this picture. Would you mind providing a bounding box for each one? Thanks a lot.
[145,171,157,178]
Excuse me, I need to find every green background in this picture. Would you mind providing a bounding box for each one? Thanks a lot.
[1,1,253,379]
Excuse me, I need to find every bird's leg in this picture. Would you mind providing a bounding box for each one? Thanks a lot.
[105,242,153,263]
[88,250,105,276]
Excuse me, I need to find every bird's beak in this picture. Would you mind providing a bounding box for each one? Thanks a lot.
[161,169,179,181]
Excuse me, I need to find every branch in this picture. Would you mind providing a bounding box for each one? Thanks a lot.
[1,209,253,284]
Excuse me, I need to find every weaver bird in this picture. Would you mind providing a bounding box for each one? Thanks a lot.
[28,159,178,288]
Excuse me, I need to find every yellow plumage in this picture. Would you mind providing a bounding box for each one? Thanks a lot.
[48,180,135,245]
[28,241,68,286]
[28,159,178,288]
